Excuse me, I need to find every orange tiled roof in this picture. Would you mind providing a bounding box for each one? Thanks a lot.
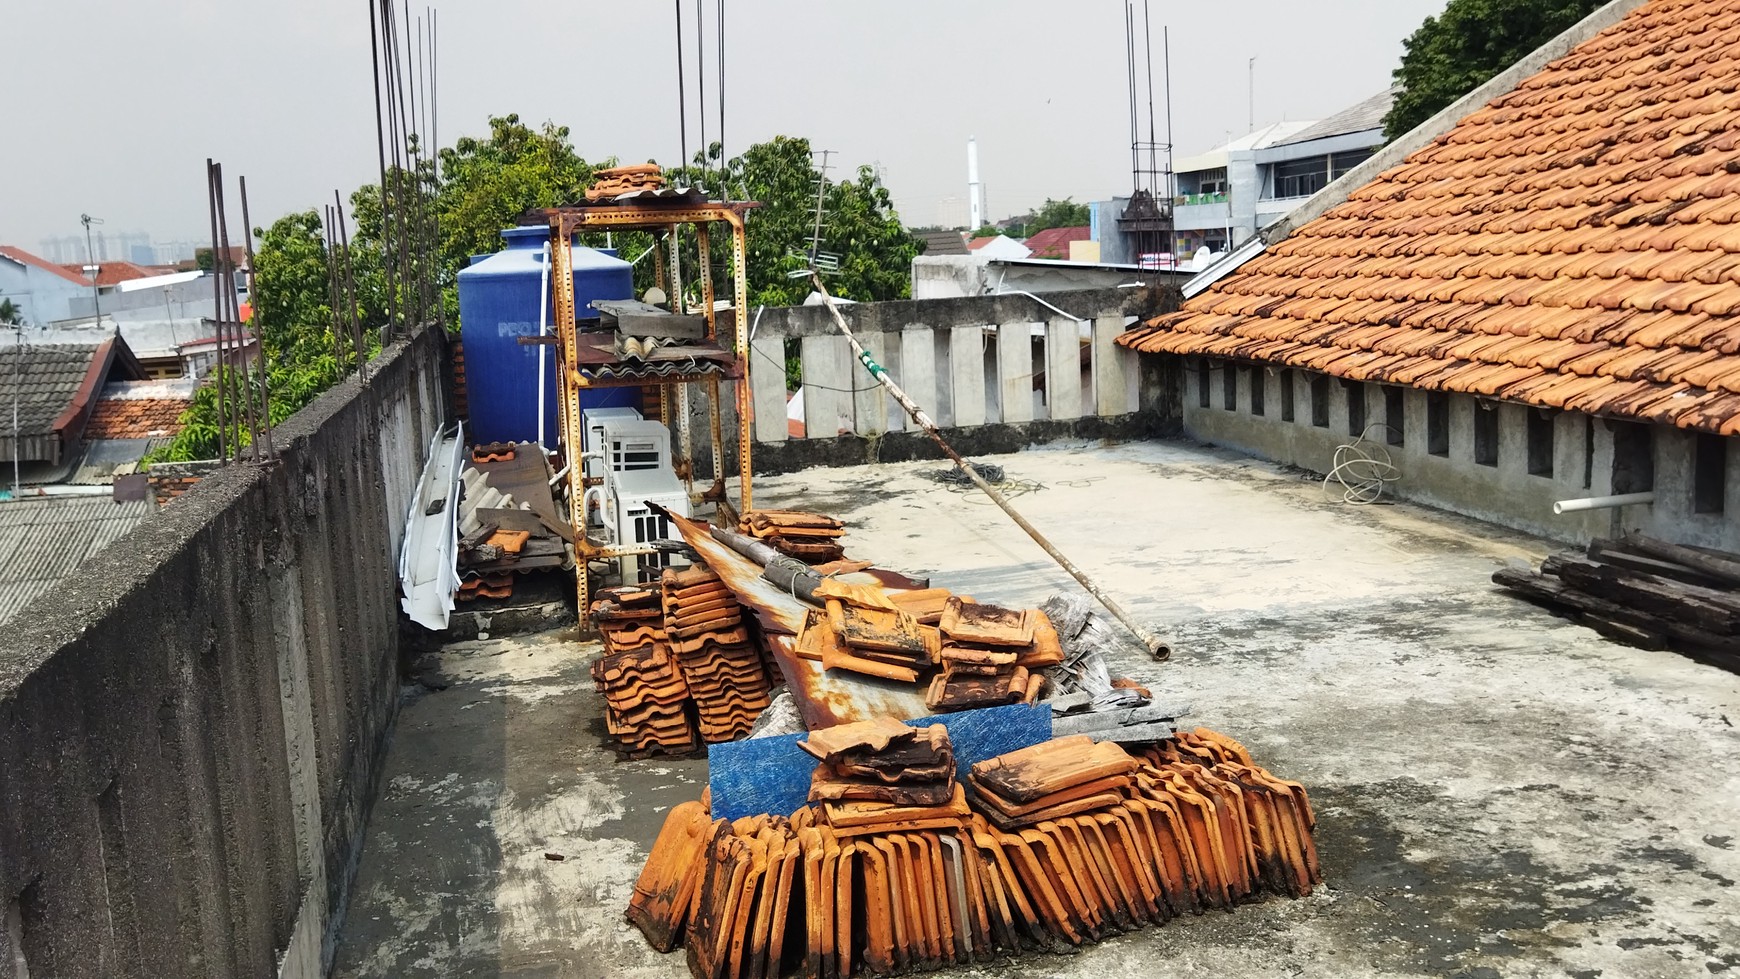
[84,397,189,439]
[1119,0,1740,435]
[1022,226,1090,259]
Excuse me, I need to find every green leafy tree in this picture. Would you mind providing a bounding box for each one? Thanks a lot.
[1384,0,1605,140]
[969,225,1003,239]
[1022,198,1091,237]
[0,299,20,325]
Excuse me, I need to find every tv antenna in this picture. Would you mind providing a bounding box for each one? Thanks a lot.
[81,213,106,330]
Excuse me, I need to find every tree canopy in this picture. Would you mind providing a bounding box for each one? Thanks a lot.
[1384,0,1606,140]
[1022,197,1092,237]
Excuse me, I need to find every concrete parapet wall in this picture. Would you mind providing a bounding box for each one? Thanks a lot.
[0,324,448,978]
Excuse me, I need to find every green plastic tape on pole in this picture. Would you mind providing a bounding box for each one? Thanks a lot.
[857,349,887,381]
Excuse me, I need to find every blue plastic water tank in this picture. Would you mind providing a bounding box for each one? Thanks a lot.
[456,226,637,448]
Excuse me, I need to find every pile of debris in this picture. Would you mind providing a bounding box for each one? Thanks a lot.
[1493,532,1740,671]
[457,442,572,603]
[585,163,664,201]
[627,723,1320,978]
[743,509,847,563]
[588,572,776,755]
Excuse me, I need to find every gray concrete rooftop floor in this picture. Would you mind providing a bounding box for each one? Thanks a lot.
[332,438,1740,978]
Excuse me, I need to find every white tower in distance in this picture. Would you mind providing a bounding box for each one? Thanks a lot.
[967,136,983,231]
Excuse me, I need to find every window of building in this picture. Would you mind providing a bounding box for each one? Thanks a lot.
[1222,362,1237,411]
[1272,157,1330,199]
[1345,380,1367,437]
[1474,402,1498,467]
[1310,375,1330,428]
[1384,387,1404,446]
[1611,421,1654,493]
[1251,368,1266,417]
[1330,149,1375,180]
[1527,410,1554,478]
[1197,360,1210,409]
[1280,370,1295,422]
[1427,392,1449,456]
[1694,433,1726,514]
[1192,168,1227,198]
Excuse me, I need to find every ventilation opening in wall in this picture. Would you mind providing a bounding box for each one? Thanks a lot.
[1583,416,1595,489]
[1384,387,1404,445]
[1694,432,1726,514]
[1280,370,1295,422]
[1250,367,1265,417]
[1474,401,1498,467]
[1344,380,1367,437]
[1196,360,1210,409]
[1527,409,1554,478]
[1427,391,1449,456]
[1221,362,1236,411]
[1310,374,1329,428]
[1610,421,1654,494]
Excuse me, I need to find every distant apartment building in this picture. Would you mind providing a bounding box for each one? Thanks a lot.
[1171,87,1395,256]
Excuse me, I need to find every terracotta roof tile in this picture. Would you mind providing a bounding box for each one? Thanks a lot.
[1119,0,1740,434]
[84,397,189,439]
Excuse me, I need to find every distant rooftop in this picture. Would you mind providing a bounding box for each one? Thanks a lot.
[1275,86,1398,146]
[1021,226,1091,260]
[0,495,153,627]
[914,229,969,256]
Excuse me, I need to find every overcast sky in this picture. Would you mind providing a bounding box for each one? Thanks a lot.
[1,0,1444,254]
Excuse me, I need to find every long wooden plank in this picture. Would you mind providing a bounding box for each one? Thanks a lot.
[1045,318,1083,421]
[854,330,889,436]
[749,332,789,443]
[998,323,1037,424]
[951,326,987,428]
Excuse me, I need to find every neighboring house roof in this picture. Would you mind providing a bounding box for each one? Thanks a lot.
[1275,87,1398,146]
[915,229,969,256]
[0,496,153,626]
[967,236,1000,250]
[1120,0,1740,435]
[58,261,165,288]
[85,395,189,439]
[1021,226,1091,260]
[966,235,1033,259]
[0,245,89,286]
[0,338,149,463]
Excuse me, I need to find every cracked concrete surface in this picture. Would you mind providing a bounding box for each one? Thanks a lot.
[332,439,1740,978]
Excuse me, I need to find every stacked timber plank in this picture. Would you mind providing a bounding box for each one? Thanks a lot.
[1493,532,1740,671]
[744,509,847,564]
[627,724,1321,978]
[586,163,664,201]
[664,566,774,742]
[927,597,1058,712]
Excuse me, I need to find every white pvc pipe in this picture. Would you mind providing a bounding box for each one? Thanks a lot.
[537,241,551,450]
[1553,492,1655,515]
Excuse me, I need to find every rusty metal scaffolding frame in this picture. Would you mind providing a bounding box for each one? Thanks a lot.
[539,200,757,614]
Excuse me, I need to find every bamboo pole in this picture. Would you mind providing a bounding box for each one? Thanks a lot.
[807,271,1171,660]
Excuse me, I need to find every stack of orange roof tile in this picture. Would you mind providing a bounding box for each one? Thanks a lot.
[586,163,665,201]
[471,442,516,463]
[457,571,513,601]
[802,717,957,809]
[794,580,936,682]
[589,584,699,757]
[662,565,772,743]
[633,725,1322,977]
[743,509,847,564]
[926,597,1056,711]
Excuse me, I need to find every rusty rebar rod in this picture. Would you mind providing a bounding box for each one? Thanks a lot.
[806,271,1171,660]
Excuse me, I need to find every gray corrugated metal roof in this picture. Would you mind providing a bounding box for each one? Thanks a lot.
[67,438,156,486]
[1275,86,1397,147]
[0,495,153,626]
[0,343,100,438]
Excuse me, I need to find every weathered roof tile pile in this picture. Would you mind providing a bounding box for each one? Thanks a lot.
[627,724,1321,977]
[1120,0,1740,434]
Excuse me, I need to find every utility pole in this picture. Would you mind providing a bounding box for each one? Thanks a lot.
[81,214,104,330]
[11,323,20,499]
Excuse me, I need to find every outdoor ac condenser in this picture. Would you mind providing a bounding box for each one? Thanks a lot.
[580,407,690,583]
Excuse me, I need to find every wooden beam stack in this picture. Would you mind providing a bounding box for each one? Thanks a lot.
[629,725,1322,978]
[1492,532,1740,672]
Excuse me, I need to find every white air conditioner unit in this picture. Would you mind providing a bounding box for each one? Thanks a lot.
[578,407,690,583]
